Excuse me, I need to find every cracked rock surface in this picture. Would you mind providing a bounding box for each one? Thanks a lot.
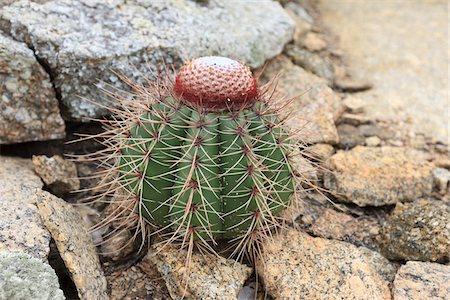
[0,0,294,120]
[0,32,65,144]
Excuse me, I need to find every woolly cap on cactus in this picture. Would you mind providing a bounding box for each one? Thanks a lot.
[80,56,301,261]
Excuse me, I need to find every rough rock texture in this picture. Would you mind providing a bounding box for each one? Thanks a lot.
[0,156,50,261]
[304,143,335,162]
[0,251,64,300]
[0,0,294,120]
[393,261,450,300]
[32,154,80,195]
[35,189,108,300]
[378,200,449,262]
[107,252,171,300]
[285,44,334,82]
[324,146,434,206]
[150,246,252,300]
[0,32,65,144]
[258,229,391,300]
[262,55,341,145]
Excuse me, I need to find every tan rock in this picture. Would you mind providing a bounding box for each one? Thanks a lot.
[324,146,434,206]
[302,32,328,52]
[258,229,391,300]
[32,155,80,195]
[342,95,366,114]
[0,32,65,144]
[262,56,340,145]
[150,245,252,300]
[0,156,50,261]
[379,200,449,262]
[35,190,108,300]
[365,136,381,147]
[393,261,450,300]
[303,143,335,161]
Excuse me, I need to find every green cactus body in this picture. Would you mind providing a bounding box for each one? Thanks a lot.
[119,96,295,241]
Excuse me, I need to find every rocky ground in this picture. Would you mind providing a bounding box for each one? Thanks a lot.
[0,0,448,300]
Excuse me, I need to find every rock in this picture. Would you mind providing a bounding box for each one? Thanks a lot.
[432,167,450,195]
[337,124,365,149]
[1,0,294,120]
[339,113,372,126]
[342,95,365,114]
[358,247,398,283]
[35,189,108,300]
[100,229,134,261]
[107,252,171,300]
[0,251,64,300]
[365,136,381,147]
[0,32,65,144]
[150,245,252,300]
[334,77,373,92]
[290,154,318,183]
[261,55,340,145]
[285,44,334,81]
[285,2,314,24]
[32,155,80,195]
[285,8,312,44]
[0,156,51,261]
[393,261,450,300]
[358,123,396,140]
[378,199,449,262]
[303,143,335,162]
[324,146,434,206]
[258,229,391,299]
[301,32,328,52]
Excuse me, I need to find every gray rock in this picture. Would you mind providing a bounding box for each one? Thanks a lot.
[0,32,65,144]
[0,251,64,300]
[379,200,449,262]
[0,156,51,261]
[258,229,391,299]
[393,261,450,300]
[261,55,340,145]
[1,0,294,120]
[150,245,252,300]
[32,155,80,195]
[285,44,334,81]
[337,124,365,149]
[324,146,434,206]
[432,167,450,195]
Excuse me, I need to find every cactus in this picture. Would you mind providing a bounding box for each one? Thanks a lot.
[85,56,299,259]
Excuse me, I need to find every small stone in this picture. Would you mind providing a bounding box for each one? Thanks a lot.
[303,143,335,161]
[365,136,381,147]
[301,32,328,52]
[100,229,134,261]
[0,156,50,261]
[285,45,335,82]
[285,2,314,24]
[339,113,372,126]
[334,77,373,92]
[0,251,64,300]
[432,167,450,194]
[285,9,312,44]
[393,261,450,300]
[0,32,65,143]
[324,146,434,206]
[32,155,80,195]
[258,229,391,299]
[342,95,365,114]
[289,155,318,183]
[378,199,449,262]
[261,56,340,145]
[337,124,365,149]
[150,245,252,300]
[36,190,108,299]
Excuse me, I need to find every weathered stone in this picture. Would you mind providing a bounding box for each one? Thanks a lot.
[432,167,450,195]
[262,55,340,144]
[0,251,64,300]
[0,156,50,261]
[378,200,449,262]
[285,7,312,45]
[324,146,434,206]
[339,113,372,126]
[342,95,365,114]
[303,143,335,161]
[32,155,80,195]
[393,261,450,300]
[35,189,108,300]
[107,252,171,300]
[301,32,328,52]
[334,77,373,92]
[150,245,252,300]
[258,229,391,300]
[1,0,294,120]
[99,229,134,261]
[285,44,334,81]
[0,32,65,144]
[365,136,381,147]
[337,124,365,149]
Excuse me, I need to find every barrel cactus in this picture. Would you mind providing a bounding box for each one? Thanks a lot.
[91,56,299,259]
